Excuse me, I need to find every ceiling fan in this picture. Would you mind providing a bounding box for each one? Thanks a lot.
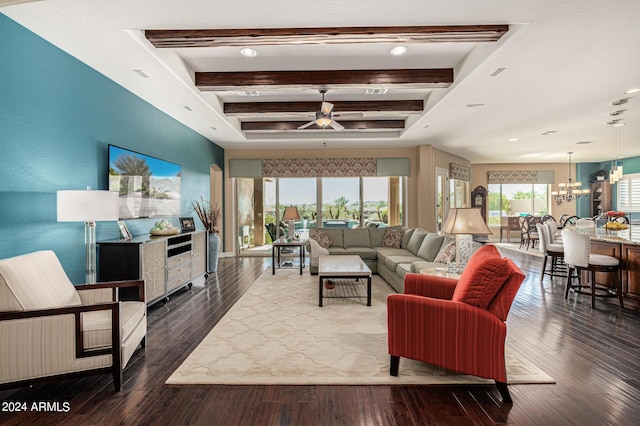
[297,90,345,131]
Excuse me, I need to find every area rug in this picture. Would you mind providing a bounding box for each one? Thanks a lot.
[167,270,554,386]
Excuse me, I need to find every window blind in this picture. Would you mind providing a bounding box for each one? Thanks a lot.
[618,173,640,212]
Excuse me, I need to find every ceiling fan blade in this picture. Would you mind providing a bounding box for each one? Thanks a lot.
[329,120,345,131]
[297,120,317,130]
[333,112,363,118]
[321,101,334,115]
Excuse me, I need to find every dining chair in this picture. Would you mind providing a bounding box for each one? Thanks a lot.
[561,229,624,309]
[536,223,566,283]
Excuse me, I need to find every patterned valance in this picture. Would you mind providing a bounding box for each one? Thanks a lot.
[263,158,377,178]
[449,162,471,181]
[488,170,539,184]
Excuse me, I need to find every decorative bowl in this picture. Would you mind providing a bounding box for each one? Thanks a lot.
[150,228,180,236]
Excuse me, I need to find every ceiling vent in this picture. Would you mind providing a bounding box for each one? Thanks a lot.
[238,91,260,97]
[490,67,506,77]
[466,103,485,108]
[366,88,388,95]
[540,130,558,136]
[611,98,629,106]
[575,141,593,145]
[133,69,150,78]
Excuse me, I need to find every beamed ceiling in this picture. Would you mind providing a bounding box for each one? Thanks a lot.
[4,1,640,162]
[143,25,502,134]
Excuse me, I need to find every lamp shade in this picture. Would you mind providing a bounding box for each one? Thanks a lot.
[441,208,491,235]
[282,206,301,221]
[57,190,119,222]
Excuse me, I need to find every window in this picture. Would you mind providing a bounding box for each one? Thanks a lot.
[618,173,640,212]
[488,183,549,226]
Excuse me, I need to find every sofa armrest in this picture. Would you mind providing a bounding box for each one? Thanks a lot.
[77,280,145,303]
[403,273,457,299]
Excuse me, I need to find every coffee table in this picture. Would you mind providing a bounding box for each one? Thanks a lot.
[318,255,372,307]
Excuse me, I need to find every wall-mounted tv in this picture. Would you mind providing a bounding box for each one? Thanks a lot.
[108,145,181,219]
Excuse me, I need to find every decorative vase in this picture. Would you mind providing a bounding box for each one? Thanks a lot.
[208,231,220,273]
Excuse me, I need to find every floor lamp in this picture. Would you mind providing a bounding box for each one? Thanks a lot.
[441,208,492,272]
[57,188,119,284]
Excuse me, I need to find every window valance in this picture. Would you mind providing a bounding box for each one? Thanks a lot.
[488,170,555,184]
[229,158,410,178]
[450,162,471,181]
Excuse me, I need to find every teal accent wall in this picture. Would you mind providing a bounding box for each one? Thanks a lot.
[576,155,640,218]
[0,14,224,283]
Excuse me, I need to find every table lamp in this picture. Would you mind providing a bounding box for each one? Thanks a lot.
[57,188,119,283]
[282,206,300,240]
[441,207,492,272]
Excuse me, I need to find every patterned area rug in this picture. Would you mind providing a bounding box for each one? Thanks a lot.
[167,270,554,385]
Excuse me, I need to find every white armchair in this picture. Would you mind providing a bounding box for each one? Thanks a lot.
[0,250,146,391]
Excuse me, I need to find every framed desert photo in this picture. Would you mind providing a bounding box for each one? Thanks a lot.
[179,216,196,232]
[117,220,132,240]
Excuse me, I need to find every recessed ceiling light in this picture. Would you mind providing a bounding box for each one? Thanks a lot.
[240,47,257,57]
[612,122,626,127]
[508,138,519,142]
[390,46,407,56]
[624,88,640,94]
[611,98,629,106]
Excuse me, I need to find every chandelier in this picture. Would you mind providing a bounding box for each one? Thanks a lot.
[551,152,589,205]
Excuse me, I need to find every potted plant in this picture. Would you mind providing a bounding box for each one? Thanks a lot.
[192,198,221,273]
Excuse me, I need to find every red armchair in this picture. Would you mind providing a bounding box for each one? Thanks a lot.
[387,245,525,402]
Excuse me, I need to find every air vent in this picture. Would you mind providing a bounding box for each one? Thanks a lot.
[611,98,629,106]
[133,69,150,78]
[466,103,485,108]
[238,91,260,97]
[575,141,593,145]
[366,88,388,95]
[490,67,506,77]
[210,126,217,131]
[183,105,193,111]
[540,130,558,136]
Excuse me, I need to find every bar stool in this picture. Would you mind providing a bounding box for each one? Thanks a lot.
[561,228,624,309]
[536,223,566,283]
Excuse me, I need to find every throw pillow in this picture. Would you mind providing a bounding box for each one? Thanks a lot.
[308,237,329,257]
[433,240,456,263]
[380,229,404,248]
[311,231,332,249]
[451,245,511,309]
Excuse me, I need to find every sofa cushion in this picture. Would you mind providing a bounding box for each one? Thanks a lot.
[416,234,445,261]
[401,228,415,249]
[381,228,403,248]
[327,247,348,255]
[343,229,371,248]
[319,228,344,247]
[395,263,413,279]
[452,245,511,309]
[82,301,146,349]
[406,229,429,255]
[384,255,424,271]
[0,250,82,312]
[344,247,378,259]
[375,247,414,258]
[369,225,401,247]
[433,240,456,263]
[310,230,332,249]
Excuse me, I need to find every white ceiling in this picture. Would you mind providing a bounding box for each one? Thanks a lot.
[3,0,640,164]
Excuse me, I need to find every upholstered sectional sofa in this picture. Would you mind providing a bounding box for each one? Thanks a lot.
[308,226,458,293]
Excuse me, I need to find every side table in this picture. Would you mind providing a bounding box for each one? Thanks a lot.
[419,266,461,280]
[272,239,307,275]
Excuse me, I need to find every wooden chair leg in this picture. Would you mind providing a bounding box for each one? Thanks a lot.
[390,355,399,376]
[590,270,596,309]
[565,267,574,299]
[496,381,512,403]
[613,268,624,309]
[540,255,548,284]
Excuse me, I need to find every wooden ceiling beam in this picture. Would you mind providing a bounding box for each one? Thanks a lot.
[241,120,405,132]
[197,69,452,91]
[145,25,509,48]
[224,100,423,116]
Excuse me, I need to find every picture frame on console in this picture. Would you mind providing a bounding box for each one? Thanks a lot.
[117,220,132,240]
[179,217,196,233]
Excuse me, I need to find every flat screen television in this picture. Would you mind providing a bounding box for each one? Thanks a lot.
[108,145,181,219]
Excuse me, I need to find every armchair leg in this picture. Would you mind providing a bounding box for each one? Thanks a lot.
[140,336,146,349]
[390,355,399,376]
[496,381,512,403]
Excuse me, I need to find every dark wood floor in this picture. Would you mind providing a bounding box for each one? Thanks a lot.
[2,250,640,425]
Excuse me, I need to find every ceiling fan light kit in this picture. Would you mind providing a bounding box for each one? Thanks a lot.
[297,90,345,131]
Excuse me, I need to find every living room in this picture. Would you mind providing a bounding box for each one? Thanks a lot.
[2,1,640,424]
